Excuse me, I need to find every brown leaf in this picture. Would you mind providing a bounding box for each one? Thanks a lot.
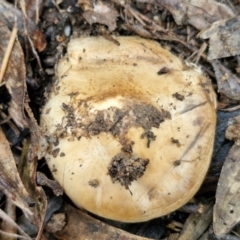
[18,139,47,240]
[17,104,48,238]
[0,127,34,216]
[211,60,240,100]
[25,103,48,160]
[54,204,152,240]
[0,0,46,52]
[199,16,240,60]
[158,0,234,30]
[32,29,47,53]
[82,0,119,31]
[213,144,240,236]
[0,23,28,129]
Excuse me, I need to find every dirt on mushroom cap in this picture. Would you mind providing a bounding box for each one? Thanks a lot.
[41,36,216,222]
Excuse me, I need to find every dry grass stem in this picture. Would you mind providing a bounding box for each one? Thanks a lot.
[0,209,31,240]
[0,26,17,84]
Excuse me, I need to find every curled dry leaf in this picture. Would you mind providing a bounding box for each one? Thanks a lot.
[0,22,28,129]
[37,172,63,196]
[199,16,240,60]
[82,0,119,31]
[158,0,234,30]
[54,204,152,240]
[213,144,240,236]
[0,127,33,216]
[211,60,240,100]
[0,0,46,52]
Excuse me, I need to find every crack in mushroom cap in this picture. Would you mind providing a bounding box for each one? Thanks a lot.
[41,36,216,222]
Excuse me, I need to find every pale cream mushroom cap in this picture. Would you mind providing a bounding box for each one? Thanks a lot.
[41,36,216,222]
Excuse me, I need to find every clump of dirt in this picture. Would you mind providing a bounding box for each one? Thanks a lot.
[108,153,149,189]
[86,101,171,148]
[59,99,171,188]
[59,98,171,150]
[61,103,76,128]
[172,92,185,101]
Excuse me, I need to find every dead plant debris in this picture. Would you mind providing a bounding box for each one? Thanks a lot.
[200,16,240,60]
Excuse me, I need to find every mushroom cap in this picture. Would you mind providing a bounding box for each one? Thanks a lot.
[41,36,216,222]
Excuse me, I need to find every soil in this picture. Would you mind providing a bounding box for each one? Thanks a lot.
[108,152,149,189]
[59,99,171,188]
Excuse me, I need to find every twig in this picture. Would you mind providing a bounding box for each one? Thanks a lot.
[27,35,42,70]
[0,26,18,84]
[220,105,240,112]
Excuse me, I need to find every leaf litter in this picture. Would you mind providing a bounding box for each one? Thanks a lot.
[1,0,240,239]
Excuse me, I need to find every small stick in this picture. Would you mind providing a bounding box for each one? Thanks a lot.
[0,26,18,84]
[220,105,240,112]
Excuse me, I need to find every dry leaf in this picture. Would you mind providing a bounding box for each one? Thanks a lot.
[18,103,48,238]
[23,0,43,23]
[211,60,240,100]
[24,103,48,160]
[158,0,234,30]
[213,144,240,236]
[82,0,119,31]
[199,16,240,60]
[0,0,46,52]
[54,204,152,239]
[0,22,28,129]
[0,127,33,216]
[0,18,47,239]
[178,201,214,240]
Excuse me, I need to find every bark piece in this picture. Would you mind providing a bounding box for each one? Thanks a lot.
[214,145,240,236]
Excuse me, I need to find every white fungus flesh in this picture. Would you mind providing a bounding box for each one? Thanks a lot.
[41,36,216,222]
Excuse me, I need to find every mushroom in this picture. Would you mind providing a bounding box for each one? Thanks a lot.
[40,36,216,222]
